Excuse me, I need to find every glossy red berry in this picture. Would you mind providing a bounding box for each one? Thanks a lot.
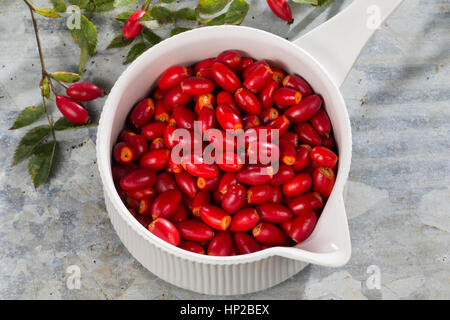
[200,204,232,230]
[247,184,273,204]
[216,50,242,71]
[282,75,313,97]
[253,222,288,246]
[288,192,323,215]
[140,149,170,171]
[216,104,243,132]
[122,10,146,40]
[234,232,262,254]
[113,142,134,164]
[211,62,241,93]
[229,208,260,232]
[174,171,198,199]
[256,203,293,223]
[243,63,273,93]
[289,210,317,243]
[177,220,215,242]
[55,96,89,124]
[181,154,219,179]
[222,184,246,214]
[273,87,302,108]
[148,217,180,246]
[179,241,205,254]
[120,169,156,191]
[283,173,312,197]
[312,167,335,198]
[266,0,293,22]
[207,230,233,256]
[158,65,189,90]
[284,95,322,124]
[310,146,338,168]
[66,82,103,101]
[181,77,214,95]
[235,87,262,115]
[151,189,181,220]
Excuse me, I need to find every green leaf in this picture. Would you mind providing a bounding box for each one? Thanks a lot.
[50,0,67,12]
[160,0,176,3]
[70,15,97,73]
[224,0,249,25]
[114,11,134,22]
[114,0,139,7]
[291,0,334,6]
[81,0,115,13]
[54,117,97,130]
[197,0,230,15]
[174,8,198,21]
[124,43,148,65]
[107,34,133,49]
[50,71,81,83]
[10,106,44,130]
[34,7,61,18]
[205,0,249,25]
[39,76,50,99]
[142,29,162,45]
[170,27,191,37]
[13,125,51,165]
[150,6,173,23]
[139,18,169,30]
[28,141,56,188]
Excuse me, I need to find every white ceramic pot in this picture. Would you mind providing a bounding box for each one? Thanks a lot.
[96,0,403,295]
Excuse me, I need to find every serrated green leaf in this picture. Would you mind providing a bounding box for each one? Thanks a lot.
[54,117,97,130]
[124,43,148,65]
[114,0,139,7]
[83,0,115,13]
[174,8,198,21]
[150,6,173,23]
[50,71,81,83]
[50,0,67,12]
[224,0,249,25]
[39,76,50,99]
[34,7,61,18]
[13,125,51,165]
[28,141,56,188]
[114,11,134,22]
[107,34,133,49]
[10,106,44,130]
[170,27,191,37]
[197,0,230,15]
[67,0,89,9]
[205,0,248,25]
[142,29,162,45]
[70,15,97,73]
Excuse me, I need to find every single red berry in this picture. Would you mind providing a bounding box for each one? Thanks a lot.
[310,146,338,168]
[282,75,313,97]
[55,96,89,124]
[158,65,189,90]
[207,230,233,256]
[66,82,103,101]
[113,142,134,164]
[120,169,156,191]
[122,10,146,40]
[148,217,180,246]
[151,189,182,220]
[211,62,241,93]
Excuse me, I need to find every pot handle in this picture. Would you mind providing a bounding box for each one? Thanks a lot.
[293,0,403,87]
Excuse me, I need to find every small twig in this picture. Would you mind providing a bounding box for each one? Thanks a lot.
[25,1,55,140]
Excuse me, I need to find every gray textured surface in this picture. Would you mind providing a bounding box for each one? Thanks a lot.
[0,0,449,300]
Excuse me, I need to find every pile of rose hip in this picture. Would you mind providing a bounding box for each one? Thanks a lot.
[112,50,338,256]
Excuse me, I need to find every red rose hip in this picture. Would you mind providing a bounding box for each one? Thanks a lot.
[66,82,103,101]
[148,218,180,246]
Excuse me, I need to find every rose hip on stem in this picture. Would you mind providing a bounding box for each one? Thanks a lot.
[66,82,104,101]
[55,96,89,124]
